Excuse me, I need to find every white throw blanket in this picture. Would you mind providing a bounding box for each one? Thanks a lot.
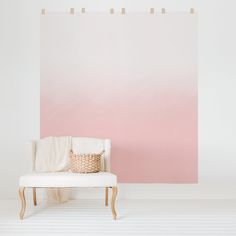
[35,136,72,203]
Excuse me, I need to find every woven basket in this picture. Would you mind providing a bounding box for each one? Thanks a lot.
[70,150,104,173]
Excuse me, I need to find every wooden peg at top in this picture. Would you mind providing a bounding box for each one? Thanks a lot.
[150,8,154,14]
[161,8,166,14]
[82,8,85,13]
[110,8,114,14]
[70,8,75,15]
[121,8,125,14]
[190,8,195,14]
[41,8,45,15]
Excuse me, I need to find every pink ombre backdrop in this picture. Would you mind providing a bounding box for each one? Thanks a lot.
[41,13,198,183]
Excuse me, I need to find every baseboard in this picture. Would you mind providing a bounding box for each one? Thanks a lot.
[69,183,236,200]
[4,183,236,201]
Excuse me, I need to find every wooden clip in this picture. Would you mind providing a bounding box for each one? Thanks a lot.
[70,8,75,15]
[190,8,194,14]
[161,8,165,14]
[110,8,114,14]
[121,8,125,15]
[82,8,85,13]
[41,8,45,15]
[150,8,154,14]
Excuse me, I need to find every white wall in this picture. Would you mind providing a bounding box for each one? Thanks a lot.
[0,0,236,199]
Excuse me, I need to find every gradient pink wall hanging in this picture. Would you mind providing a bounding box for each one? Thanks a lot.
[41,12,198,183]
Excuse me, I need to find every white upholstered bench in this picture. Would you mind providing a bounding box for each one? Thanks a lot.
[19,137,118,220]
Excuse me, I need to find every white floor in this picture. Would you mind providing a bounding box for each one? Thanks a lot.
[0,199,236,236]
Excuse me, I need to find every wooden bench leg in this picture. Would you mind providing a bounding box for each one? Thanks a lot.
[111,186,117,220]
[19,187,26,220]
[33,187,37,206]
[105,187,108,206]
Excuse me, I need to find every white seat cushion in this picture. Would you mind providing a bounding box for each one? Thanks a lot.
[19,172,117,188]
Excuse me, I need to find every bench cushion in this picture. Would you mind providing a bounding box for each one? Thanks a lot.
[19,172,117,187]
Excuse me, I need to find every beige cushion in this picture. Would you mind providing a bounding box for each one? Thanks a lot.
[19,172,117,188]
